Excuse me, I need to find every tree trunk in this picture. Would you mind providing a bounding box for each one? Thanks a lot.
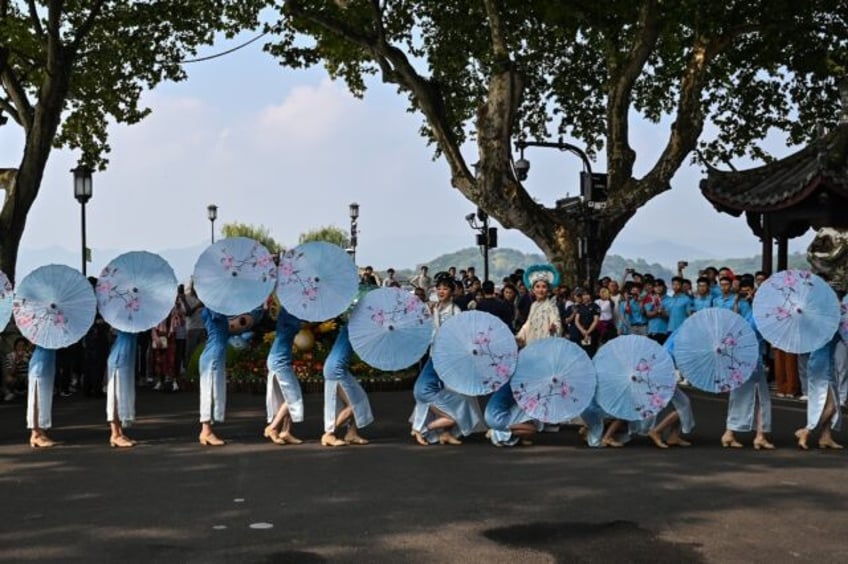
[0,64,70,283]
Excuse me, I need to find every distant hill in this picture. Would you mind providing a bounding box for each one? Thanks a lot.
[389,247,809,285]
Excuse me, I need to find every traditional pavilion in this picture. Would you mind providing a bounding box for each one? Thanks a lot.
[700,98,848,275]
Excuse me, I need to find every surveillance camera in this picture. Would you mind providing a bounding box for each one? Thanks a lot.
[514,158,530,181]
[465,213,476,222]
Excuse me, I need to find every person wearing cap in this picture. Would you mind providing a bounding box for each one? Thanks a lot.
[410,272,485,446]
[516,264,562,346]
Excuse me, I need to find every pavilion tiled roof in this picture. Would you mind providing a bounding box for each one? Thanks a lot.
[700,124,848,215]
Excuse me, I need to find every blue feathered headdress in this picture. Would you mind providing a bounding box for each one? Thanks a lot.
[523,264,560,289]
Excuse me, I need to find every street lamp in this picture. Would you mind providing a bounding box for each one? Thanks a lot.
[514,138,605,288]
[465,208,497,281]
[72,165,93,275]
[207,204,218,244]
[348,202,359,263]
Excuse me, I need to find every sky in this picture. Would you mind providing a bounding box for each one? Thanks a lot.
[0,26,816,281]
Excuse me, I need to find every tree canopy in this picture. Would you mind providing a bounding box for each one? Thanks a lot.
[221,221,284,253]
[0,0,270,280]
[266,0,848,285]
[298,225,350,248]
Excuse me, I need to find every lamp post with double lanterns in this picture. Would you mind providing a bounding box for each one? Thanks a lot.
[348,202,359,263]
[514,138,607,287]
[72,165,93,275]
[207,204,218,244]
[465,208,497,282]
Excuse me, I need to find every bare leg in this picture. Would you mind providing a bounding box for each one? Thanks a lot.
[648,412,679,448]
[29,381,54,447]
[818,391,843,449]
[602,420,625,447]
[511,422,538,445]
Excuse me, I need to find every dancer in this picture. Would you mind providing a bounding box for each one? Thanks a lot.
[198,307,230,446]
[640,388,694,448]
[795,334,843,450]
[484,382,540,447]
[516,265,562,345]
[264,305,305,445]
[720,277,775,450]
[321,322,374,447]
[27,346,57,448]
[410,272,485,445]
[106,331,137,448]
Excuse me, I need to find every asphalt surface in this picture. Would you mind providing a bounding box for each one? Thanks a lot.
[1,386,847,563]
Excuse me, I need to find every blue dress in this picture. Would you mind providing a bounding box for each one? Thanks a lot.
[410,358,485,443]
[726,307,772,433]
[266,307,305,423]
[106,331,137,426]
[804,336,842,431]
[484,383,539,446]
[199,308,230,423]
[26,346,56,430]
[323,324,373,433]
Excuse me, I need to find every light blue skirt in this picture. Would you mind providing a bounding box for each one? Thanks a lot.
[323,325,373,433]
[726,364,771,433]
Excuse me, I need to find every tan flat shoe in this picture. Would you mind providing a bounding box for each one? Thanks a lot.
[438,432,462,445]
[264,425,285,445]
[321,433,346,447]
[667,437,691,447]
[753,437,775,450]
[794,429,809,450]
[819,438,844,449]
[199,433,225,446]
[29,435,55,448]
[412,430,429,446]
[110,435,134,448]
[279,432,303,445]
[648,430,668,449]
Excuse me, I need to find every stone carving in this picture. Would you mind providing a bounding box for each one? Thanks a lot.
[807,226,848,292]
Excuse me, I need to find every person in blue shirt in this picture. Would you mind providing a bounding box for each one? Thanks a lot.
[644,279,669,344]
[703,266,722,299]
[692,277,714,312]
[620,282,648,336]
[734,276,755,319]
[665,277,693,334]
[711,277,736,310]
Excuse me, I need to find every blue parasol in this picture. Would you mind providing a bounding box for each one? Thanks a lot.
[276,241,359,322]
[348,287,432,371]
[672,308,759,393]
[840,295,848,342]
[752,269,840,354]
[0,270,12,329]
[510,337,596,423]
[593,335,677,421]
[193,237,277,316]
[12,264,96,349]
[431,310,518,396]
[95,251,178,333]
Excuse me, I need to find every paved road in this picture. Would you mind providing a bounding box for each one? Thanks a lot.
[0,388,846,563]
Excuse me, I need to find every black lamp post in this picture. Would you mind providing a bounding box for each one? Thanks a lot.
[465,208,496,282]
[72,165,93,275]
[207,204,218,244]
[349,202,359,263]
[514,138,605,288]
